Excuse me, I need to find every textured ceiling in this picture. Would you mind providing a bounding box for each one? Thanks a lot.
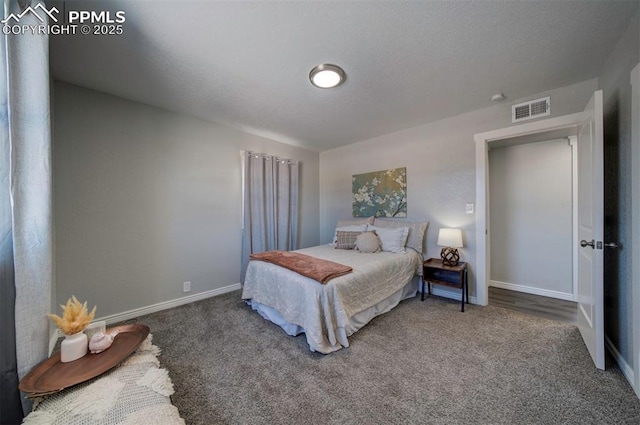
[49,1,639,151]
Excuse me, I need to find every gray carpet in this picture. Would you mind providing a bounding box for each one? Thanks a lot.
[135,291,640,424]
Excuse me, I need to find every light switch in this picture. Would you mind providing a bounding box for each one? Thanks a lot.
[466,203,475,214]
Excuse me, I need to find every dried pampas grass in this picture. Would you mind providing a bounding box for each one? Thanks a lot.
[47,296,97,335]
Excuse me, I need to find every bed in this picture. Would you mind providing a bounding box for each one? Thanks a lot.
[241,218,428,354]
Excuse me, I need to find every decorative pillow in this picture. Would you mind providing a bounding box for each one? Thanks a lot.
[372,219,429,255]
[367,225,409,253]
[331,224,368,246]
[335,230,363,250]
[355,231,381,253]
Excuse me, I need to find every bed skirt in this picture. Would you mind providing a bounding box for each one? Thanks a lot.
[247,276,419,352]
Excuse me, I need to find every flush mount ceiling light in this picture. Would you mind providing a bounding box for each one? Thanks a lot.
[309,64,346,89]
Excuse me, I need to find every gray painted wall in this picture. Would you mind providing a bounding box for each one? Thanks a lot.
[598,7,639,374]
[53,82,320,317]
[489,139,573,295]
[320,79,597,300]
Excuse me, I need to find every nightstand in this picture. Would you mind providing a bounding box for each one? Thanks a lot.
[422,258,468,312]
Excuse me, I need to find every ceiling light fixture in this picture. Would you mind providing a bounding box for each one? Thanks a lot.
[491,93,506,102]
[309,64,346,89]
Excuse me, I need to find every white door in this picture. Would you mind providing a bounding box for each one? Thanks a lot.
[576,90,605,370]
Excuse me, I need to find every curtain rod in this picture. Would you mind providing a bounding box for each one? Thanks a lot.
[244,151,298,165]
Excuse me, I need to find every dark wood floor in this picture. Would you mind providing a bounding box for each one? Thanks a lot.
[489,287,577,324]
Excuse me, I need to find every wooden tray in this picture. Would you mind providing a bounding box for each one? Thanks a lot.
[19,324,150,397]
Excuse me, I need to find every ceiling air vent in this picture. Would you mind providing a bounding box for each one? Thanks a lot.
[511,97,550,123]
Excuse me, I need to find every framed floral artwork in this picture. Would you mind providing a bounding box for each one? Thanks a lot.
[352,168,407,217]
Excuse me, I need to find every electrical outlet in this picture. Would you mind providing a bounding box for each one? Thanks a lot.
[466,203,475,214]
[183,281,191,292]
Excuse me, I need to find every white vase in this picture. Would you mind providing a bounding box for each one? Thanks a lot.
[60,331,88,363]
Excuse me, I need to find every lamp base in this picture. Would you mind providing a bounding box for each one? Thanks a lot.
[440,247,460,266]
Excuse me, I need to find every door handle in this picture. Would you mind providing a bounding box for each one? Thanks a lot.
[580,239,595,249]
[604,242,619,249]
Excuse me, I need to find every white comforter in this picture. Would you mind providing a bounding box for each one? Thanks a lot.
[241,245,421,353]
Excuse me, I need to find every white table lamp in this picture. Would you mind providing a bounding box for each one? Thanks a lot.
[437,228,463,266]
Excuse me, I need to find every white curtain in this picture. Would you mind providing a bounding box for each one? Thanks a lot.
[2,0,53,414]
[0,4,20,421]
[241,151,299,280]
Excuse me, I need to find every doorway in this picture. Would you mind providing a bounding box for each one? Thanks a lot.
[474,90,605,370]
[474,116,584,307]
[488,137,576,302]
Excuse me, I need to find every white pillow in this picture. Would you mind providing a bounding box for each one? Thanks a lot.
[331,224,368,246]
[373,218,429,255]
[367,225,409,253]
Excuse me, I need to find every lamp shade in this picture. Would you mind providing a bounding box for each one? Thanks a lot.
[437,228,463,248]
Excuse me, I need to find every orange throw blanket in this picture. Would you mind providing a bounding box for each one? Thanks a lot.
[249,250,353,284]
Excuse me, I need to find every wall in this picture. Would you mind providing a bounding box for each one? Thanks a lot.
[489,139,573,297]
[598,6,639,379]
[320,78,597,300]
[53,82,320,318]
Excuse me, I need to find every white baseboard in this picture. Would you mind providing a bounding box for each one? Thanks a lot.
[96,283,242,325]
[489,280,575,302]
[605,335,635,390]
[423,285,478,305]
